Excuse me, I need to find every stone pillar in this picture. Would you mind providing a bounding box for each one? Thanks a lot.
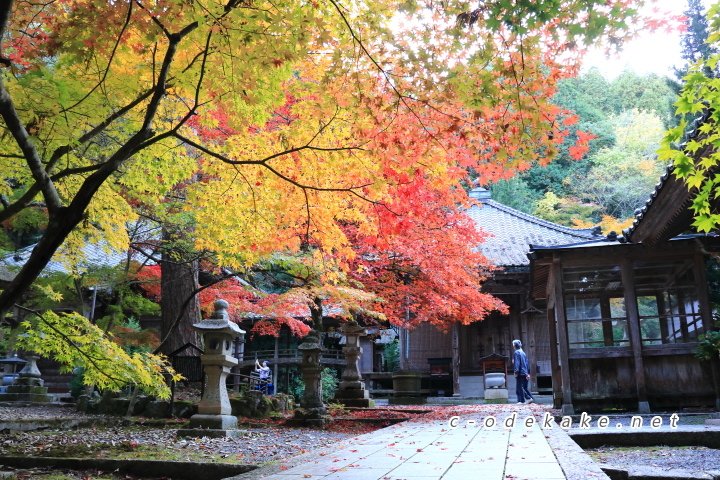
[331,322,374,408]
[293,330,329,428]
[178,299,245,438]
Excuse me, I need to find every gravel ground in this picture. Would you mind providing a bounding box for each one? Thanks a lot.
[0,405,356,464]
[588,445,720,474]
[0,404,95,421]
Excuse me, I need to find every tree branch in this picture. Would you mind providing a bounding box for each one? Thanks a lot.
[59,0,134,114]
[326,0,441,147]
[49,86,157,166]
[15,305,129,386]
[0,86,156,225]
[0,77,63,214]
[0,10,199,318]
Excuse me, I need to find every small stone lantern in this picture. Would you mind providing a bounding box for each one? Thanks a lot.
[330,321,374,408]
[178,299,245,438]
[0,354,51,402]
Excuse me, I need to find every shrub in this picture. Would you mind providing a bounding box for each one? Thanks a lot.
[290,367,339,403]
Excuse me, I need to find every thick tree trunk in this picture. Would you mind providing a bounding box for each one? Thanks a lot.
[309,296,324,332]
[160,248,200,357]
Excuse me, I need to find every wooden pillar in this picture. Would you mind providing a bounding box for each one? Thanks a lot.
[695,252,720,409]
[694,252,713,329]
[552,258,574,414]
[600,294,615,347]
[510,304,520,346]
[622,258,650,413]
[273,336,279,388]
[452,323,460,396]
[547,306,562,409]
[525,313,536,393]
[657,292,669,344]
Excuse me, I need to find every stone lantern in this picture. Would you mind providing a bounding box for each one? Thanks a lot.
[330,321,374,408]
[0,354,51,402]
[293,330,328,428]
[178,299,245,438]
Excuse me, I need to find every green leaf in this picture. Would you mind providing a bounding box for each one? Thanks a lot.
[693,214,719,232]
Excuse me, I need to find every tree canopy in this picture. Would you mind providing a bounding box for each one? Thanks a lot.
[0,0,672,391]
[0,1,666,312]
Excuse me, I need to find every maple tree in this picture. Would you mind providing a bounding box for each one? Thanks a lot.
[0,0,665,308]
[0,0,672,386]
[344,179,507,330]
[661,2,720,232]
[13,308,181,398]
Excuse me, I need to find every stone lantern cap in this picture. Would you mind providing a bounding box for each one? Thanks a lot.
[340,321,365,347]
[298,330,323,351]
[192,299,245,338]
[340,321,366,336]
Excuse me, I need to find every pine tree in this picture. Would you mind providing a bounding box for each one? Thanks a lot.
[673,0,716,82]
[681,0,716,69]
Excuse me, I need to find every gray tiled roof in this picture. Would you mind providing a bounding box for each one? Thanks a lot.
[0,265,13,283]
[466,188,602,267]
[1,241,128,278]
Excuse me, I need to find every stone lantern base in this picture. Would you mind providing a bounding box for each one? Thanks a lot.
[483,388,509,404]
[177,414,243,438]
[0,376,52,403]
[331,381,375,408]
[288,406,331,429]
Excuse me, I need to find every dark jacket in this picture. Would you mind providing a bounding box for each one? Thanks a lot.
[513,348,529,376]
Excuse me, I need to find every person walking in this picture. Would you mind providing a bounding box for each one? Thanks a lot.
[512,339,535,404]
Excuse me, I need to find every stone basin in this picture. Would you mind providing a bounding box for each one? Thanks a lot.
[485,372,506,388]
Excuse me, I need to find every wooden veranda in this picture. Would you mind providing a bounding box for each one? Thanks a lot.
[530,235,720,414]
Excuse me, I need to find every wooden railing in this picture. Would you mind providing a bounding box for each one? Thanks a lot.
[237,348,346,366]
[228,372,272,392]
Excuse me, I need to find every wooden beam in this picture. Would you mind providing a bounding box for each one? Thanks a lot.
[568,348,633,359]
[533,259,554,267]
[622,258,650,413]
[641,344,700,356]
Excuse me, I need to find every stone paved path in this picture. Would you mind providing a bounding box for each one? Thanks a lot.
[258,405,567,480]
